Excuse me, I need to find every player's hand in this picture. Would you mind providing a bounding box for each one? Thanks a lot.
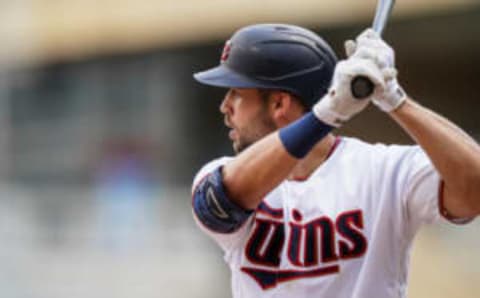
[345,29,407,112]
[313,56,385,127]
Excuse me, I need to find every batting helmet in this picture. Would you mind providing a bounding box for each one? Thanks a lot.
[193,24,338,108]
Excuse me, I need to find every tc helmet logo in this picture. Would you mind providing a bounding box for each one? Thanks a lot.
[221,40,232,62]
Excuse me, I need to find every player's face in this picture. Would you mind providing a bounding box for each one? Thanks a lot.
[220,88,276,153]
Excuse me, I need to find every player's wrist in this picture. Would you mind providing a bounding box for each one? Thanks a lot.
[279,112,333,159]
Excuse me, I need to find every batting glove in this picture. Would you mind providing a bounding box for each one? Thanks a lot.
[345,29,407,112]
[313,56,385,127]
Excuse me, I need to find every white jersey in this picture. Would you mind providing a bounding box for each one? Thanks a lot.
[192,137,455,298]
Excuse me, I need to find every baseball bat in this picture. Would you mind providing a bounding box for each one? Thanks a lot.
[351,0,396,99]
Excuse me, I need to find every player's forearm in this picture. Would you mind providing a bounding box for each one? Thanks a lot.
[222,132,298,210]
[391,98,480,217]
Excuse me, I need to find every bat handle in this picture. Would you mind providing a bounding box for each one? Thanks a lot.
[350,0,395,99]
[351,76,375,99]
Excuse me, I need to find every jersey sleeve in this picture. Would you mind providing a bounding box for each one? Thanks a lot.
[398,147,442,228]
[381,145,471,234]
[191,157,255,252]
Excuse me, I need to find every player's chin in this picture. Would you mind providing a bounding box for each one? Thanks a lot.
[232,142,243,154]
[233,139,254,154]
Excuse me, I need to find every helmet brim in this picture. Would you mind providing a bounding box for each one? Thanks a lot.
[194,64,271,89]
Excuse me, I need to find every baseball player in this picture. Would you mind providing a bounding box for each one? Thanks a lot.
[191,24,480,298]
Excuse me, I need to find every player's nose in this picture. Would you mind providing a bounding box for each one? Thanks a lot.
[220,91,233,115]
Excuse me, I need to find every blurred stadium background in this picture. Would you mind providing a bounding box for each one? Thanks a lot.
[0,0,479,297]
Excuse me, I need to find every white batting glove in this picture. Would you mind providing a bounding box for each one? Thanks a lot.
[313,57,385,127]
[345,29,407,112]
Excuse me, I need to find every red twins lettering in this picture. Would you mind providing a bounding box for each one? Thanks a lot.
[242,208,367,289]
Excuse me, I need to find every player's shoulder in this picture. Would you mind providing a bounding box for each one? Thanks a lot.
[340,136,422,161]
[342,136,418,152]
[192,156,234,191]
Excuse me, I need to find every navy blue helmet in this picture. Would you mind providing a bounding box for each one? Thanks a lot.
[194,24,338,108]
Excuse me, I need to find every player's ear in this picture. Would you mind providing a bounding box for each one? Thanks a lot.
[270,92,298,126]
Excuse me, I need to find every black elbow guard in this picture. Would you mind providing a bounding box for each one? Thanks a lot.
[193,166,253,233]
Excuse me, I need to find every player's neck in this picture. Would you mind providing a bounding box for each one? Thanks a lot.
[288,133,337,181]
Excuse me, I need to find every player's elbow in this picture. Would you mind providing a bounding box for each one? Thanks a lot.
[192,167,253,233]
[448,173,480,217]
[464,176,480,216]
